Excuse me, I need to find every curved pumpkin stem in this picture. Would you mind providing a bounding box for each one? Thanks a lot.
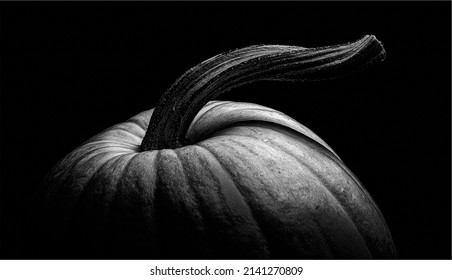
[141,35,385,151]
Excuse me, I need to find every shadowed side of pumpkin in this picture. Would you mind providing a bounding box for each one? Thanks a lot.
[27,36,396,259]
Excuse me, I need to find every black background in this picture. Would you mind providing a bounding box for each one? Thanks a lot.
[1,2,450,259]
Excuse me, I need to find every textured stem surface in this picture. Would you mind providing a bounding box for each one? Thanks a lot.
[141,35,385,151]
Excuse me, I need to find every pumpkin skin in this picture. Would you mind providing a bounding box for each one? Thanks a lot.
[35,100,396,259]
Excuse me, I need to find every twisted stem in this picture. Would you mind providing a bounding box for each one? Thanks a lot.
[140,35,385,151]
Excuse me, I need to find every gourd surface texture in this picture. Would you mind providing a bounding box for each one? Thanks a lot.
[32,36,396,259]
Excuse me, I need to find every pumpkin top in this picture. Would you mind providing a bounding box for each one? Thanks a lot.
[141,35,385,151]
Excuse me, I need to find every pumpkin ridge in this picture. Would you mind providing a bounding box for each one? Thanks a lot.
[70,153,128,214]
[234,108,338,156]
[267,139,371,257]
[84,126,143,147]
[190,107,286,143]
[132,151,160,257]
[45,148,128,205]
[82,141,137,151]
[231,106,283,116]
[222,132,351,257]
[210,138,276,200]
[204,121,338,163]
[227,129,394,257]
[328,160,392,232]
[74,149,131,173]
[153,149,180,257]
[39,152,129,256]
[82,128,139,147]
[107,126,143,143]
[195,144,256,217]
[278,126,396,256]
[126,118,148,132]
[187,103,339,159]
[194,100,231,122]
[173,147,209,218]
[311,163,395,257]
[326,163,396,257]
[104,152,145,256]
[80,145,132,159]
[152,149,162,250]
[194,144,272,258]
[201,138,322,257]
[224,137,340,257]
[54,142,129,177]
[70,153,135,256]
[108,152,142,209]
[173,147,232,255]
[175,146,241,257]
[174,147,218,240]
[119,151,159,210]
[132,151,160,208]
[154,149,212,257]
[187,100,233,139]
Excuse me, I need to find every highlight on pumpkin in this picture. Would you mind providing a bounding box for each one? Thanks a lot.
[28,35,396,259]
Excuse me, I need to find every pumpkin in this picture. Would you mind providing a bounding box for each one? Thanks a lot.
[31,35,396,259]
